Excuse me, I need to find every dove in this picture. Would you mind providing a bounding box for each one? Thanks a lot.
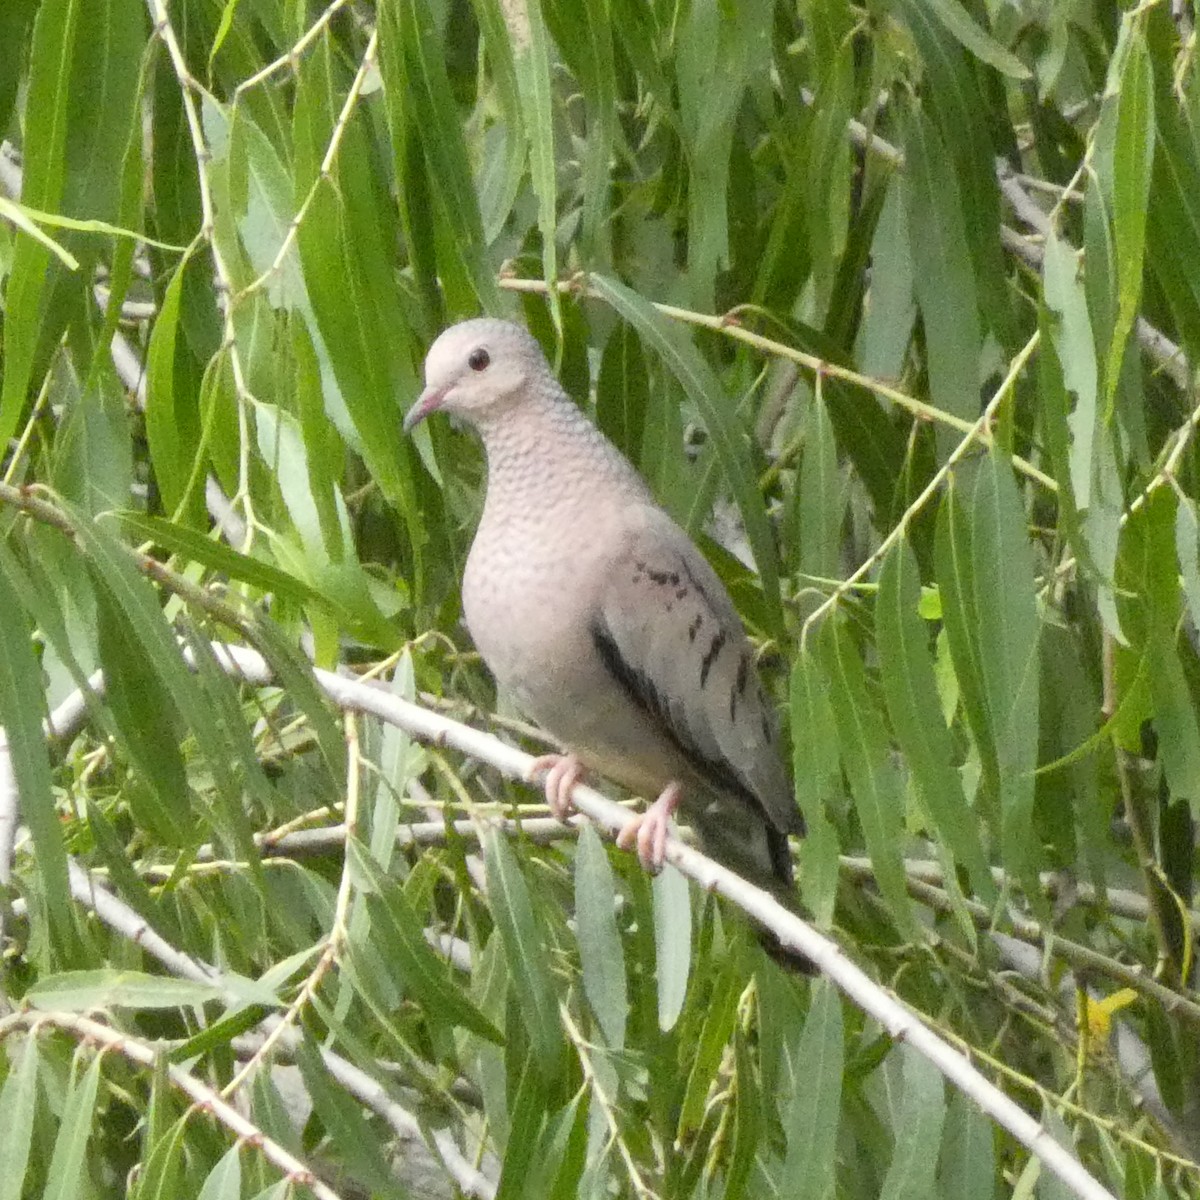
[405,318,808,959]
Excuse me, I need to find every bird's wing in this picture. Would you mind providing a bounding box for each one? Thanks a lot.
[589,506,803,838]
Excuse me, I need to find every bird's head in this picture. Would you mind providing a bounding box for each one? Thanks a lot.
[404,318,547,432]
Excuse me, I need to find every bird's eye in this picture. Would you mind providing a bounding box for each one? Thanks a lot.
[468,348,490,372]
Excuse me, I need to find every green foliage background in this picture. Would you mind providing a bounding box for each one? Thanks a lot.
[1,0,1200,1196]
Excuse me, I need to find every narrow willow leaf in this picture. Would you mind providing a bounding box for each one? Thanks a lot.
[903,105,982,449]
[938,1089,995,1199]
[0,0,77,445]
[292,36,425,583]
[468,0,525,243]
[495,1056,549,1198]
[789,649,841,926]
[574,825,628,1048]
[0,551,74,953]
[588,272,783,636]
[71,513,260,866]
[676,958,741,1140]
[778,978,842,1200]
[1146,60,1200,359]
[595,320,649,467]
[963,453,1042,896]
[0,1035,39,1200]
[483,829,564,1081]
[510,0,560,324]
[130,1116,189,1200]
[1175,497,1200,631]
[918,0,1030,79]
[859,180,916,380]
[1119,490,1200,815]
[111,512,339,612]
[197,1145,242,1200]
[378,0,498,312]
[652,862,691,1032]
[1103,24,1154,410]
[821,619,916,937]
[25,969,223,1012]
[879,1046,946,1200]
[1041,233,1124,639]
[878,539,994,902]
[792,389,845,589]
[144,252,196,520]
[96,588,195,847]
[0,196,79,267]
[43,1049,104,1200]
[724,1028,765,1200]
[347,838,503,1044]
[295,1041,406,1200]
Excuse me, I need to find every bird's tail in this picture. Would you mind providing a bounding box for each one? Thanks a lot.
[691,813,816,975]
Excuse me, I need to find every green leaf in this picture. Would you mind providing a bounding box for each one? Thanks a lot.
[196,1144,242,1200]
[821,619,916,937]
[965,454,1042,897]
[903,104,982,451]
[0,0,80,447]
[25,969,223,1012]
[676,957,741,1140]
[0,196,80,269]
[377,0,499,314]
[778,978,842,1200]
[43,1049,104,1200]
[1118,490,1200,816]
[789,648,842,927]
[917,0,1030,80]
[877,539,994,903]
[879,1046,946,1200]
[483,829,564,1082]
[652,862,691,1033]
[1103,23,1155,412]
[347,838,504,1044]
[0,547,75,955]
[1175,497,1200,632]
[938,1089,995,1199]
[110,512,341,612]
[595,321,649,467]
[510,0,560,323]
[574,825,628,1048]
[144,251,198,521]
[295,1041,407,1200]
[0,1035,39,1200]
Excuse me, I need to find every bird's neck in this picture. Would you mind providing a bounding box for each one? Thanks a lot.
[475,393,646,521]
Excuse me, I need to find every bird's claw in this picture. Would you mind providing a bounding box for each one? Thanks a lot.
[528,753,583,821]
[615,782,682,873]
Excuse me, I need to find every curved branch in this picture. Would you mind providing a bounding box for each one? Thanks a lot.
[197,641,1117,1200]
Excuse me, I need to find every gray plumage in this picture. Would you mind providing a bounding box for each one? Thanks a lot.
[406,318,805,928]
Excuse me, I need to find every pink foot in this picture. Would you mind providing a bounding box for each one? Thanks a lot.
[615,782,683,873]
[527,753,584,822]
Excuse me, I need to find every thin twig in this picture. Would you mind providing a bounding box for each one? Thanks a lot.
[196,640,1117,1200]
[0,1011,346,1200]
[798,328,1041,642]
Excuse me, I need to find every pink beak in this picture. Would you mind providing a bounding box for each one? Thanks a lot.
[403,384,448,432]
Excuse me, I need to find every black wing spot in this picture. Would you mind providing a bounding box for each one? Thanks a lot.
[590,619,766,820]
[699,629,726,688]
[736,652,749,697]
[729,685,738,722]
[675,586,688,600]
[761,714,773,744]
[688,613,703,642]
